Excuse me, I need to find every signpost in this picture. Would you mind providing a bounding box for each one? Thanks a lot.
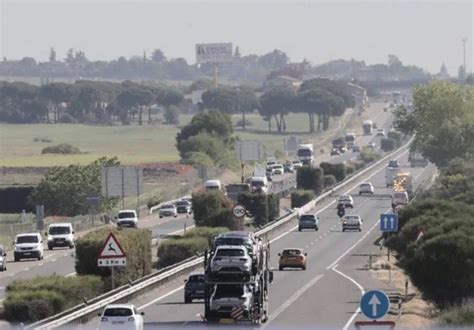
[360,290,391,320]
[235,141,263,183]
[101,167,144,208]
[380,213,398,232]
[97,232,127,289]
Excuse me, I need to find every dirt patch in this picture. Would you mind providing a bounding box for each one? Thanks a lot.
[369,249,436,328]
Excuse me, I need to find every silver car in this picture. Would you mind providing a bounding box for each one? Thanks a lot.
[209,284,253,318]
[159,204,177,218]
[210,245,252,279]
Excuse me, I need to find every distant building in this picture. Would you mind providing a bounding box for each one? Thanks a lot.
[347,82,368,109]
[263,75,302,90]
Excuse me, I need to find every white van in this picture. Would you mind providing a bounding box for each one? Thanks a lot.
[14,233,44,261]
[46,223,75,250]
[392,191,409,207]
[250,176,269,193]
[205,179,222,192]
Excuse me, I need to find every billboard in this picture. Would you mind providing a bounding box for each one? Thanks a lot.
[235,141,263,161]
[101,167,144,198]
[196,43,233,64]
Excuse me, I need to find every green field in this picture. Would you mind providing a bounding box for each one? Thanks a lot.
[0,112,347,167]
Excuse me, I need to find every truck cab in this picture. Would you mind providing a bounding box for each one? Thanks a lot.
[297,144,314,166]
[362,120,373,136]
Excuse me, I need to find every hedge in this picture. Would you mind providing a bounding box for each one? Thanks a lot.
[440,303,474,326]
[238,192,280,227]
[157,227,227,268]
[192,191,239,229]
[320,162,346,182]
[296,166,323,194]
[3,275,104,323]
[381,138,396,152]
[75,228,152,287]
[360,147,382,163]
[41,143,81,154]
[387,130,403,147]
[323,175,337,188]
[291,190,315,208]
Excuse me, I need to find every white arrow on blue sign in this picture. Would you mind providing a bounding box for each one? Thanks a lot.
[360,290,390,319]
[380,213,398,232]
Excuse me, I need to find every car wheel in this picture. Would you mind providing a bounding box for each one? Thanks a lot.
[69,244,75,249]
[279,266,283,271]
[14,257,19,262]
[48,245,53,250]
[184,297,192,304]
[342,228,346,232]
[159,215,163,218]
[358,228,362,232]
[174,215,177,218]
[38,255,42,261]
[302,265,306,270]
[298,227,302,232]
[315,226,319,231]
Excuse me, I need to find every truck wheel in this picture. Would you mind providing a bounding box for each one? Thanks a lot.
[184,297,192,304]
[342,228,346,232]
[298,227,302,232]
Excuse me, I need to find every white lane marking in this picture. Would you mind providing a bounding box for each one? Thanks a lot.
[332,264,365,330]
[0,286,5,290]
[65,272,76,277]
[24,268,30,271]
[138,285,185,310]
[51,258,57,262]
[38,263,44,266]
[325,220,379,270]
[44,254,53,259]
[264,274,324,327]
[8,274,15,277]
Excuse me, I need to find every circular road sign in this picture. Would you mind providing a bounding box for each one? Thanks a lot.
[360,290,390,320]
[232,204,246,218]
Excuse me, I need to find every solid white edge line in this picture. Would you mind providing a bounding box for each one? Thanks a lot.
[137,285,185,310]
[331,264,365,330]
[65,272,76,277]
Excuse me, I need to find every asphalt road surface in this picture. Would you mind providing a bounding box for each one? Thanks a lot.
[84,148,436,329]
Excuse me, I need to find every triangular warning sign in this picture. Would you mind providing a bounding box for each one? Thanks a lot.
[98,232,126,259]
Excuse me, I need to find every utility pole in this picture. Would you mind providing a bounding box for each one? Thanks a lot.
[462,38,467,79]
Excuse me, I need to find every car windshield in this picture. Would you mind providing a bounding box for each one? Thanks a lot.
[103,308,133,317]
[118,212,135,219]
[388,161,399,167]
[49,226,70,235]
[292,161,301,165]
[297,150,312,157]
[215,237,252,249]
[16,235,38,243]
[339,196,351,201]
[176,201,189,206]
[161,205,174,209]
[361,184,371,188]
[251,181,264,187]
[188,275,205,283]
[345,216,360,221]
[214,285,244,298]
[216,248,245,257]
[282,249,301,256]
[300,215,316,222]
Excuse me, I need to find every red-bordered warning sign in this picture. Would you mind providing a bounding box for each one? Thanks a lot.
[97,232,127,267]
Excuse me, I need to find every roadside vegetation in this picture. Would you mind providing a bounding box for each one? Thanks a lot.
[387,81,474,324]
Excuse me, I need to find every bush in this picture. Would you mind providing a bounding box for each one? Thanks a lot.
[192,191,240,229]
[296,166,323,194]
[157,237,208,268]
[440,303,474,326]
[3,275,104,322]
[238,192,280,227]
[33,137,52,143]
[41,143,82,154]
[75,228,152,287]
[235,118,252,128]
[147,196,161,209]
[164,105,180,125]
[320,162,346,182]
[323,175,337,188]
[360,147,382,163]
[291,190,315,208]
[381,138,396,152]
[345,163,355,175]
[181,151,215,169]
[182,226,228,243]
[387,130,403,147]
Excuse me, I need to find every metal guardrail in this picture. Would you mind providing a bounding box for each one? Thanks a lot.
[31,139,413,329]
[149,195,191,215]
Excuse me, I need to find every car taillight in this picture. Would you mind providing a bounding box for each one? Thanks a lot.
[128,317,135,322]
[298,256,304,260]
[100,317,108,322]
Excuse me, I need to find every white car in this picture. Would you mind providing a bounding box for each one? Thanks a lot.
[46,223,75,250]
[359,182,374,195]
[159,204,178,218]
[116,209,138,228]
[99,304,144,330]
[209,284,253,318]
[367,142,377,149]
[272,164,284,175]
[342,215,363,232]
[13,233,44,261]
[337,195,354,208]
[0,246,7,271]
[392,191,409,206]
[210,245,252,279]
[292,160,303,169]
[376,129,386,137]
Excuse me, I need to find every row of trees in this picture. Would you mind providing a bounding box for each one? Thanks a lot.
[200,79,354,133]
[0,80,184,124]
[0,48,291,83]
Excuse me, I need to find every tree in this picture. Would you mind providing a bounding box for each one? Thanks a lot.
[29,157,120,216]
[258,49,289,70]
[394,81,474,167]
[151,49,166,63]
[49,47,57,62]
[259,87,296,132]
[117,82,154,125]
[164,105,179,125]
[176,109,233,145]
[39,83,74,122]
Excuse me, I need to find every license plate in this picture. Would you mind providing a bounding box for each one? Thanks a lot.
[196,291,204,294]
[288,257,296,260]
[23,252,31,255]
[112,321,125,324]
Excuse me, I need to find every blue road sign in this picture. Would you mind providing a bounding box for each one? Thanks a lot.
[360,290,390,319]
[380,213,398,232]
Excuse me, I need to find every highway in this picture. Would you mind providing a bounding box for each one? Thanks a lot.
[0,104,393,303]
[83,146,435,329]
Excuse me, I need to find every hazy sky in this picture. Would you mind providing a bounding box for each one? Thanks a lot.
[1,0,472,74]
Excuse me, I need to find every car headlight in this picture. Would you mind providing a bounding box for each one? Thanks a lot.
[14,245,19,251]
[48,236,54,241]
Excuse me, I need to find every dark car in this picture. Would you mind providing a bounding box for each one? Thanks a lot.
[352,145,361,152]
[298,214,319,231]
[176,200,192,214]
[184,273,205,303]
[284,162,294,173]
